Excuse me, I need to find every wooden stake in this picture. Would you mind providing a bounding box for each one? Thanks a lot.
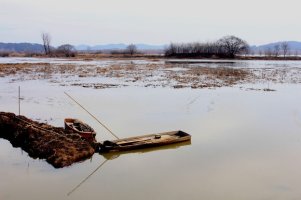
[18,86,20,115]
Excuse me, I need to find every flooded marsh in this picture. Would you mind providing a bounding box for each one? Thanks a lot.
[1,58,301,90]
[1,57,301,200]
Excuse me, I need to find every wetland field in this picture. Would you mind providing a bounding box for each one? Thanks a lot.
[1,57,301,200]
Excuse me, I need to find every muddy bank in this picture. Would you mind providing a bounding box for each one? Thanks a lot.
[0,112,95,168]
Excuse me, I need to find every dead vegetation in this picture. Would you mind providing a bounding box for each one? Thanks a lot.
[0,112,95,168]
[0,60,301,89]
[69,83,127,89]
[167,67,250,88]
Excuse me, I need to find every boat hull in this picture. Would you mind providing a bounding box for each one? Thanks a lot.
[99,130,191,152]
[64,118,96,142]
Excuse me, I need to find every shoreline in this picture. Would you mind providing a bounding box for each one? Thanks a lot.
[2,53,301,61]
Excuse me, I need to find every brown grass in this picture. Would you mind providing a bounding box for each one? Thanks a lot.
[0,112,95,168]
[0,60,300,89]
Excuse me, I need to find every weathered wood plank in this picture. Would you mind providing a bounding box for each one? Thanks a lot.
[100,130,191,152]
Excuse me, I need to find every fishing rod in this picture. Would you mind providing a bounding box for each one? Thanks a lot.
[64,92,119,140]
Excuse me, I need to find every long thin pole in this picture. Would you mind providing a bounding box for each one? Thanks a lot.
[18,86,20,115]
[67,159,108,196]
[64,92,119,139]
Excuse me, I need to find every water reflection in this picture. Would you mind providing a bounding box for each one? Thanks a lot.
[102,141,191,160]
[67,141,191,196]
[1,59,301,200]
[67,159,109,196]
[293,110,301,128]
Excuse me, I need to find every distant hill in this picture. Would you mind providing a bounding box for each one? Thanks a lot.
[0,42,44,53]
[251,41,301,53]
[0,42,165,53]
[77,42,301,53]
[1,41,300,54]
[75,43,165,51]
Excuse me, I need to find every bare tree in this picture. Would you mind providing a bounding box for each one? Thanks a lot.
[125,44,138,56]
[218,35,249,58]
[243,46,250,57]
[41,32,52,55]
[164,43,177,56]
[294,50,299,57]
[258,50,263,57]
[164,35,249,58]
[56,44,77,57]
[264,47,273,57]
[281,42,289,58]
[273,44,280,57]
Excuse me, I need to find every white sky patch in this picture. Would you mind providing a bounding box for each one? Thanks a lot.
[0,0,300,45]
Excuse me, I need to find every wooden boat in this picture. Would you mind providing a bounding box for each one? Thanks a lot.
[99,130,191,153]
[64,118,96,142]
[102,140,191,160]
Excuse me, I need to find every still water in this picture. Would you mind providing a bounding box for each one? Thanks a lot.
[1,59,301,200]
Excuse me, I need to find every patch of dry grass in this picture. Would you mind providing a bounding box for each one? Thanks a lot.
[1,61,301,89]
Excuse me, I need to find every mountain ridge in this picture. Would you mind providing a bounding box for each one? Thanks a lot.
[0,42,44,53]
[251,41,301,52]
[75,43,166,51]
[1,41,301,53]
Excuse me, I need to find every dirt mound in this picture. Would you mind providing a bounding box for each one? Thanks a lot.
[0,112,95,168]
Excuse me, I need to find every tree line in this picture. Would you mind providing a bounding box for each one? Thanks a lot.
[164,35,249,58]
[41,33,77,57]
[255,42,291,58]
[37,33,296,58]
[41,33,139,57]
[109,44,139,55]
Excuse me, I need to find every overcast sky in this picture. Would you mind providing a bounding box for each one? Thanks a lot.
[1,0,300,46]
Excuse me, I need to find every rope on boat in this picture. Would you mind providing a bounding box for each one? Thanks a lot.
[64,92,120,140]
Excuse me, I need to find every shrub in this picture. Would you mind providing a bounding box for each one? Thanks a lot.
[0,52,10,57]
